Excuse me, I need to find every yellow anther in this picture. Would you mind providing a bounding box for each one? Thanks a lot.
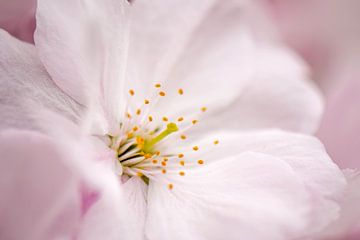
[178,88,184,95]
[180,160,185,166]
[201,107,207,112]
[136,136,144,145]
[180,135,186,140]
[163,157,169,162]
[126,112,132,119]
[179,171,185,176]
[162,169,167,174]
[214,140,219,145]
[155,151,161,156]
[136,172,143,177]
[161,161,167,166]
[152,159,158,164]
[192,120,198,125]
[143,123,179,152]
[129,89,135,96]
[148,115,153,122]
[193,146,199,151]
[159,91,166,96]
[144,153,153,159]
[162,117,168,122]
[177,117,184,122]
[168,183,173,190]
[132,126,139,132]
[155,83,161,88]
[136,109,141,115]
[127,132,134,138]
[144,99,150,104]
[198,160,204,165]
[178,153,184,158]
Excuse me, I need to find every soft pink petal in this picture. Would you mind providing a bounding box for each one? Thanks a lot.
[0,129,83,240]
[0,29,82,130]
[35,0,130,134]
[146,152,310,240]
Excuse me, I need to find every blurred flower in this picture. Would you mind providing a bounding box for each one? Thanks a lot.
[0,0,347,239]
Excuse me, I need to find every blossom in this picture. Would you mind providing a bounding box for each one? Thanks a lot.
[0,0,347,239]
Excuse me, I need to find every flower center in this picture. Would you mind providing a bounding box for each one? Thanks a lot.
[107,83,217,189]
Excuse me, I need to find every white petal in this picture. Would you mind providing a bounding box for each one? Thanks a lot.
[127,0,254,119]
[194,45,324,134]
[35,0,130,134]
[146,152,310,240]
[162,129,346,236]
[0,29,82,130]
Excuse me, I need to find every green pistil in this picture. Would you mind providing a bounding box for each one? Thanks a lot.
[143,122,178,152]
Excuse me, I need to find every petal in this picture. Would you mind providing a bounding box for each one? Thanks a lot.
[162,129,346,236]
[127,0,255,119]
[0,29,82,130]
[0,129,83,240]
[194,45,324,135]
[35,0,130,133]
[146,152,310,240]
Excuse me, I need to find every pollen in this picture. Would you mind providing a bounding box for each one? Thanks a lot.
[178,153,184,158]
[201,107,207,112]
[162,169,167,174]
[193,146,199,151]
[148,115,153,122]
[159,91,166,96]
[144,99,150,104]
[162,117,168,122]
[155,83,161,88]
[152,159,158,164]
[168,183,173,190]
[161,161,167,166]
[178,88,184,95]
[180,160,185,166]
[214,140,219,145]
[180,135,186,140]
[177,117,184,122]
[136,109,141,115]
[192,120,198,125]
[129,89,135,96]
[179,171,185,176]
[198,160,204,165]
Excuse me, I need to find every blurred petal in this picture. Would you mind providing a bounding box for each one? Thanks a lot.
[0,29,82,130]
[35,0,130,133]
[0,129,83,240]
[146,152,310,240]
[0,0,36,43]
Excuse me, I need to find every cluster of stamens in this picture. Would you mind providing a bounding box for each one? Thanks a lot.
[108,83,219,190]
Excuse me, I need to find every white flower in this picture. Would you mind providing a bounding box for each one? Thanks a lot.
[0,0,346,240]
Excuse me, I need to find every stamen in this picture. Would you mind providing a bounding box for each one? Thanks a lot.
[126,112,132,119]
[143,123,179,152]
[155,83,161,88]
[133,126,139,132]
[163,157,169,162]
[162,117,168,122]
[198,160,204,165]
[159,91,166,97]
[177,117,184,122]
[168,183,173,190]
[178,153,184,158]
[162,169,167,174]
[192,120,198,125]
[129,89,135,96]
[148,115,153,122]
[136,109,141,115]
[214,140,219,145]
[179,171,185,176]
[180,160,185,166]
[161,161,167,166]
[180,135,186,140]
[201,107,207,112]
[144,99,150,104]
[178,88,184,95]
[152,159,158,164]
